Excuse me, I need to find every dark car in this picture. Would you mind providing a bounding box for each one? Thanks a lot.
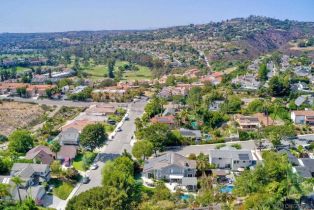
[82,176,90,184]
[108,120,116,125]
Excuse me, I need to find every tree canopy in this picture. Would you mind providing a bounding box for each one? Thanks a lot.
[8,130,34,154]
[80,123,107,150]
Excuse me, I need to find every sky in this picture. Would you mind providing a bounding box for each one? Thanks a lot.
[0,0,313,33]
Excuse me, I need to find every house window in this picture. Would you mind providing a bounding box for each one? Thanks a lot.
[170,169,173,173]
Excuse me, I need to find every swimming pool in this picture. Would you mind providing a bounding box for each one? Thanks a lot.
[220,185,234,193]
[180,194,191,200]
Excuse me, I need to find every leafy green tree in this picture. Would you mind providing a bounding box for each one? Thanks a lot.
[268,75,290,97]
[187,87,202,111]
[132,140,153,161]
[258,63,269,81]
[80,123,107,150]
[108,60,115,78]
[221,95,242,113]
[263,124,295,146]
[137,123,178,155]
[152,182,172,202]
[49,141,61,156]
[0,183,10,199]
[0,158,11,174]
[50,160,62,177]
[246,99,264,113]
[234,151,302,208]
[8,130,34,154]
[143,96,165,120]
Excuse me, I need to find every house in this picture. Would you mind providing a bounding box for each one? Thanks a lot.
[162,107,176,116]
[254,112,278,127]
[183,69,200,78]
[71,85,87,94]
[295,95,314,107]
[57,145,77,166]
[294,66,311,77]
[291,82,310,92]
[25,146,55,165]
[59,128,80,145]
[85,104,117,116]
[10,163,51,186]
[0,176,46,206]
[231,74,260,90]
[291,110,314,125]
[208,100,224,111]
[200,72,223,85]
[248,59,261,71]
[61,120,97,133]
[0,83,55,97]
[208,149,257,171]
[292,158,314,178]
[180,128,202,141]
[234,114,261,130]
[143,152,197,189]
[151,115,176,127]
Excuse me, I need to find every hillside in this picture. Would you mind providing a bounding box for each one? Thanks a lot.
[1,16,314,65]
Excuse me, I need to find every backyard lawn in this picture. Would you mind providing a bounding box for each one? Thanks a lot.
[49,179,74,200]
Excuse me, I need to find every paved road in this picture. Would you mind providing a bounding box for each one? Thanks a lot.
[166,140,271,156]
[0,96,128,108]
[74,98,147,195]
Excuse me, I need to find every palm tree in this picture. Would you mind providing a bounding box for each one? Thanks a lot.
[196,153,210,177]
[49,141,61,159]
[0,183,10,199]
[11,176,24,204]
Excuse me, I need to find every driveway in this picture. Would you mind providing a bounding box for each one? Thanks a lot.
[42,194,64,210]
[74,98,147,195]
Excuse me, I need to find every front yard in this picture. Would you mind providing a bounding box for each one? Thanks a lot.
[72,151,97,171]
[49,178,74,200]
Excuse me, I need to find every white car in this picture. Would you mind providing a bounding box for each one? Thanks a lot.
[90,163,98,170]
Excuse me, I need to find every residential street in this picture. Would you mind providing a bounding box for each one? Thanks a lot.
[74,98,147,196]
[0,96,128,108]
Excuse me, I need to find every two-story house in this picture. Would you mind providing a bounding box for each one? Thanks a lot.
[208,149,257,171]
[143,152,197,189]
[10,163,51,187]
[291,110,314,125]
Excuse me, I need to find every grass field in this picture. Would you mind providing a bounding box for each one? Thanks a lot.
[16,66,32,73]
[122,65,152,81]
[82,61,152,81]
[50,179,74,200]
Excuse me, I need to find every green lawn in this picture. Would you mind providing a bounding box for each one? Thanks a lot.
[49,179,74,200]
[72,154,85,171]
[122,65,152,81]
[82,61,129,78]
[16,66,32,73]
[82,61,152,81]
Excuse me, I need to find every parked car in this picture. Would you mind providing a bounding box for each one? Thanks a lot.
[90,163,98,170]
[82,176,90,184]
[108,120,116,125]
[117,127,122,132]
